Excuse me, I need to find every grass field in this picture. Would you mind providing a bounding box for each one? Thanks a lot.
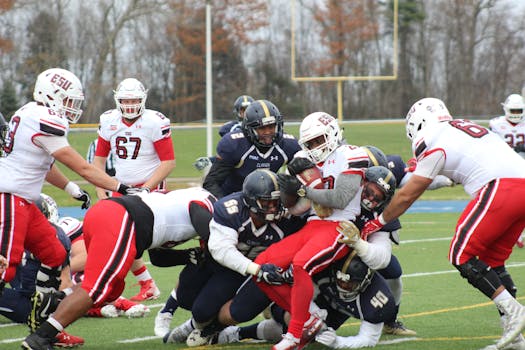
[4,121,519,349]
[2,212,524,349]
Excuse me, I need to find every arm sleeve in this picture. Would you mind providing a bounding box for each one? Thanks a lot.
[334,321,383,349]
[207,219,253,275]
[153,136,175,161]
[412,150,445,179]
[33,135,69,155]
[358,231,392,270]
[305,173,362,209]
[202,158,231,198]
[94,136,111,157]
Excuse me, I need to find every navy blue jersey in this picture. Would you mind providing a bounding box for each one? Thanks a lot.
[213,192,307,260]
[314,261,396,328]
[386,154,406,187]
[214,132,300,196]
[218,121,241,137]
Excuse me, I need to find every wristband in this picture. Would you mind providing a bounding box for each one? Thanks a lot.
[378,213,387,225]
[64,182,81,197]
[246,262,261,276]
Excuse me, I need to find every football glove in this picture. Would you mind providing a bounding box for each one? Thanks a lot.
[188,247,205,266]
[74,188,91,209]
[256,264,285,285]
[361,216,386,240]
[277,174,306,197]
[405,157,417,172]
[315,327,338,348]
[287,157,316,176]
[312,202,333,219]
[116,183,150,196]
[336,220,361,246]
[281,265,294,284]
[65,182,91,209]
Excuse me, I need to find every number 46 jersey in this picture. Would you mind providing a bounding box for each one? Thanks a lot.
[412,119,525,196]
[96,108,173,186]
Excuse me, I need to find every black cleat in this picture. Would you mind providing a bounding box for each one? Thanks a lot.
[21,332,54,350]
[27,291,64,333]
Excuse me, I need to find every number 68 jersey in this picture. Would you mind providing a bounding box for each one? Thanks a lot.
[412,119,525,196]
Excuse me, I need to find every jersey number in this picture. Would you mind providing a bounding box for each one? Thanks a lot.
[115,136,142,159]
[2,116,20,154]
[449,120,488,138]
[370,290,389,309]
[505,134,525,147]
[223,199,240,215]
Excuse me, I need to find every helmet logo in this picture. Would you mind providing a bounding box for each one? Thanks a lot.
[50,74,72,90]
[377,177,391,191]
[318,114,333,125]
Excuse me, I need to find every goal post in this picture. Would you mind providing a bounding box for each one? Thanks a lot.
[290,0,399,122]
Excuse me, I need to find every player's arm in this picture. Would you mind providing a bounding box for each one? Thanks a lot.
[142,136,175,190]
[305,172,362,209]
[92,136,112,198]
[316,321,382,349]
[202,157,231,198]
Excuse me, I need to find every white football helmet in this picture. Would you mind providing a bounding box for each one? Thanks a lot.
[502,94,525,124]
[405,97,452,141]
[114,78,148,120]
[299,112,342,163]
[35,193,59,224]
[33,68,84,123]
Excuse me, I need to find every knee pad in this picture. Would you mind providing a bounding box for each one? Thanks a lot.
[493,266,517,298]
[455,257,502,298]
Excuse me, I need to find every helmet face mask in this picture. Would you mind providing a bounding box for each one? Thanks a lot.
[242,100,283,151]
[362,166,396,211]
[335,253,374,302]
[502,94,525,124]
[233,95,254,121]
[33,68,84,123]
[242,169,284,222]
[299,112,342,163]
[405,98,452,141]
[114,78,148,120]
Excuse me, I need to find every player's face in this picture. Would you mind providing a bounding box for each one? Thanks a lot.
[258,198,280,215]
[239,107,247,120]
[255,124,277,145]
[119,98,142,114]
[361,182,385,210]
[303,135,325,150]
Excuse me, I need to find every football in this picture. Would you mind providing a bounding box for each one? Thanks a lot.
[296,166,324,189]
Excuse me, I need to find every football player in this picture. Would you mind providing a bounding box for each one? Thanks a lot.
[0,68,134,319]
[92,78,176,302]
[163,169,307,345]
[202,99,300,199]
[218,94,254,137]
[362,97,525,350]
[488,93,525,248]
[254,112,373,350]
[22,187,215,349]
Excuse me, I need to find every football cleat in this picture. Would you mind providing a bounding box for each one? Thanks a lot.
[27,290,64,333]
[21,332,54,350]
[54,331,85,348]
[186,328,214,347]
[113,297,150,318]
[130,279,160,301]
[217,326,240,344]
[496,298,525,349]
[154,311,173,337]
[298,316,325,350]
[383,320,417,336]
[100,305,119,318]
[272,333,300,350]
[163,318,194,344]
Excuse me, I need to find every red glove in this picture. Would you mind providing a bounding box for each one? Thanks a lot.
[361,216,386,240]
[405,157,417,172]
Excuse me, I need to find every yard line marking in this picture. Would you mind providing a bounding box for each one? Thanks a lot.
[379,337,418,345]
[0,322,21,328]
[118,335,161,343]
[0,337,24,344]
[401,237,451,244]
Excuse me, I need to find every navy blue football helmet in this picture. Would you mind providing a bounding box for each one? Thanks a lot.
[242,100,283,151]
[233,95,254,121]
[362,165,396,211]
[242,169,283,222]
[362,145,388,168]
[335,252,374,301]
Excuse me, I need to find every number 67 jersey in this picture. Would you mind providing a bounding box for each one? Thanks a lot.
[411,119,525,197]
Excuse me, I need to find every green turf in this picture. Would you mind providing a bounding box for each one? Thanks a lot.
[2,212,524,349]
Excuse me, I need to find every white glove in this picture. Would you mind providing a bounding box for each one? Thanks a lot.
[316,327,338,348]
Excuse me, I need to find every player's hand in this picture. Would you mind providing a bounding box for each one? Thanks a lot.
[336,220,361,246]
[256,264,285,285]
[188,247,205,266]
[361,217,385,240]
[315,327,338,348]
[514,143,525,153]
[287,157,316,176]
[312,202,333,219]
[117,183,149,196]
[73,188,91,209]
[277,174,306,197]
[405,157,417,172]
[281,265,294,284]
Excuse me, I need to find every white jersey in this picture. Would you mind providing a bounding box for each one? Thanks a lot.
[489,115,525,158]
[412,119,525,197]
[137,187,215,248]
[0,102,69,201]
[97,108,172,185]
[297,145,366,221]
[57,216,83,242]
